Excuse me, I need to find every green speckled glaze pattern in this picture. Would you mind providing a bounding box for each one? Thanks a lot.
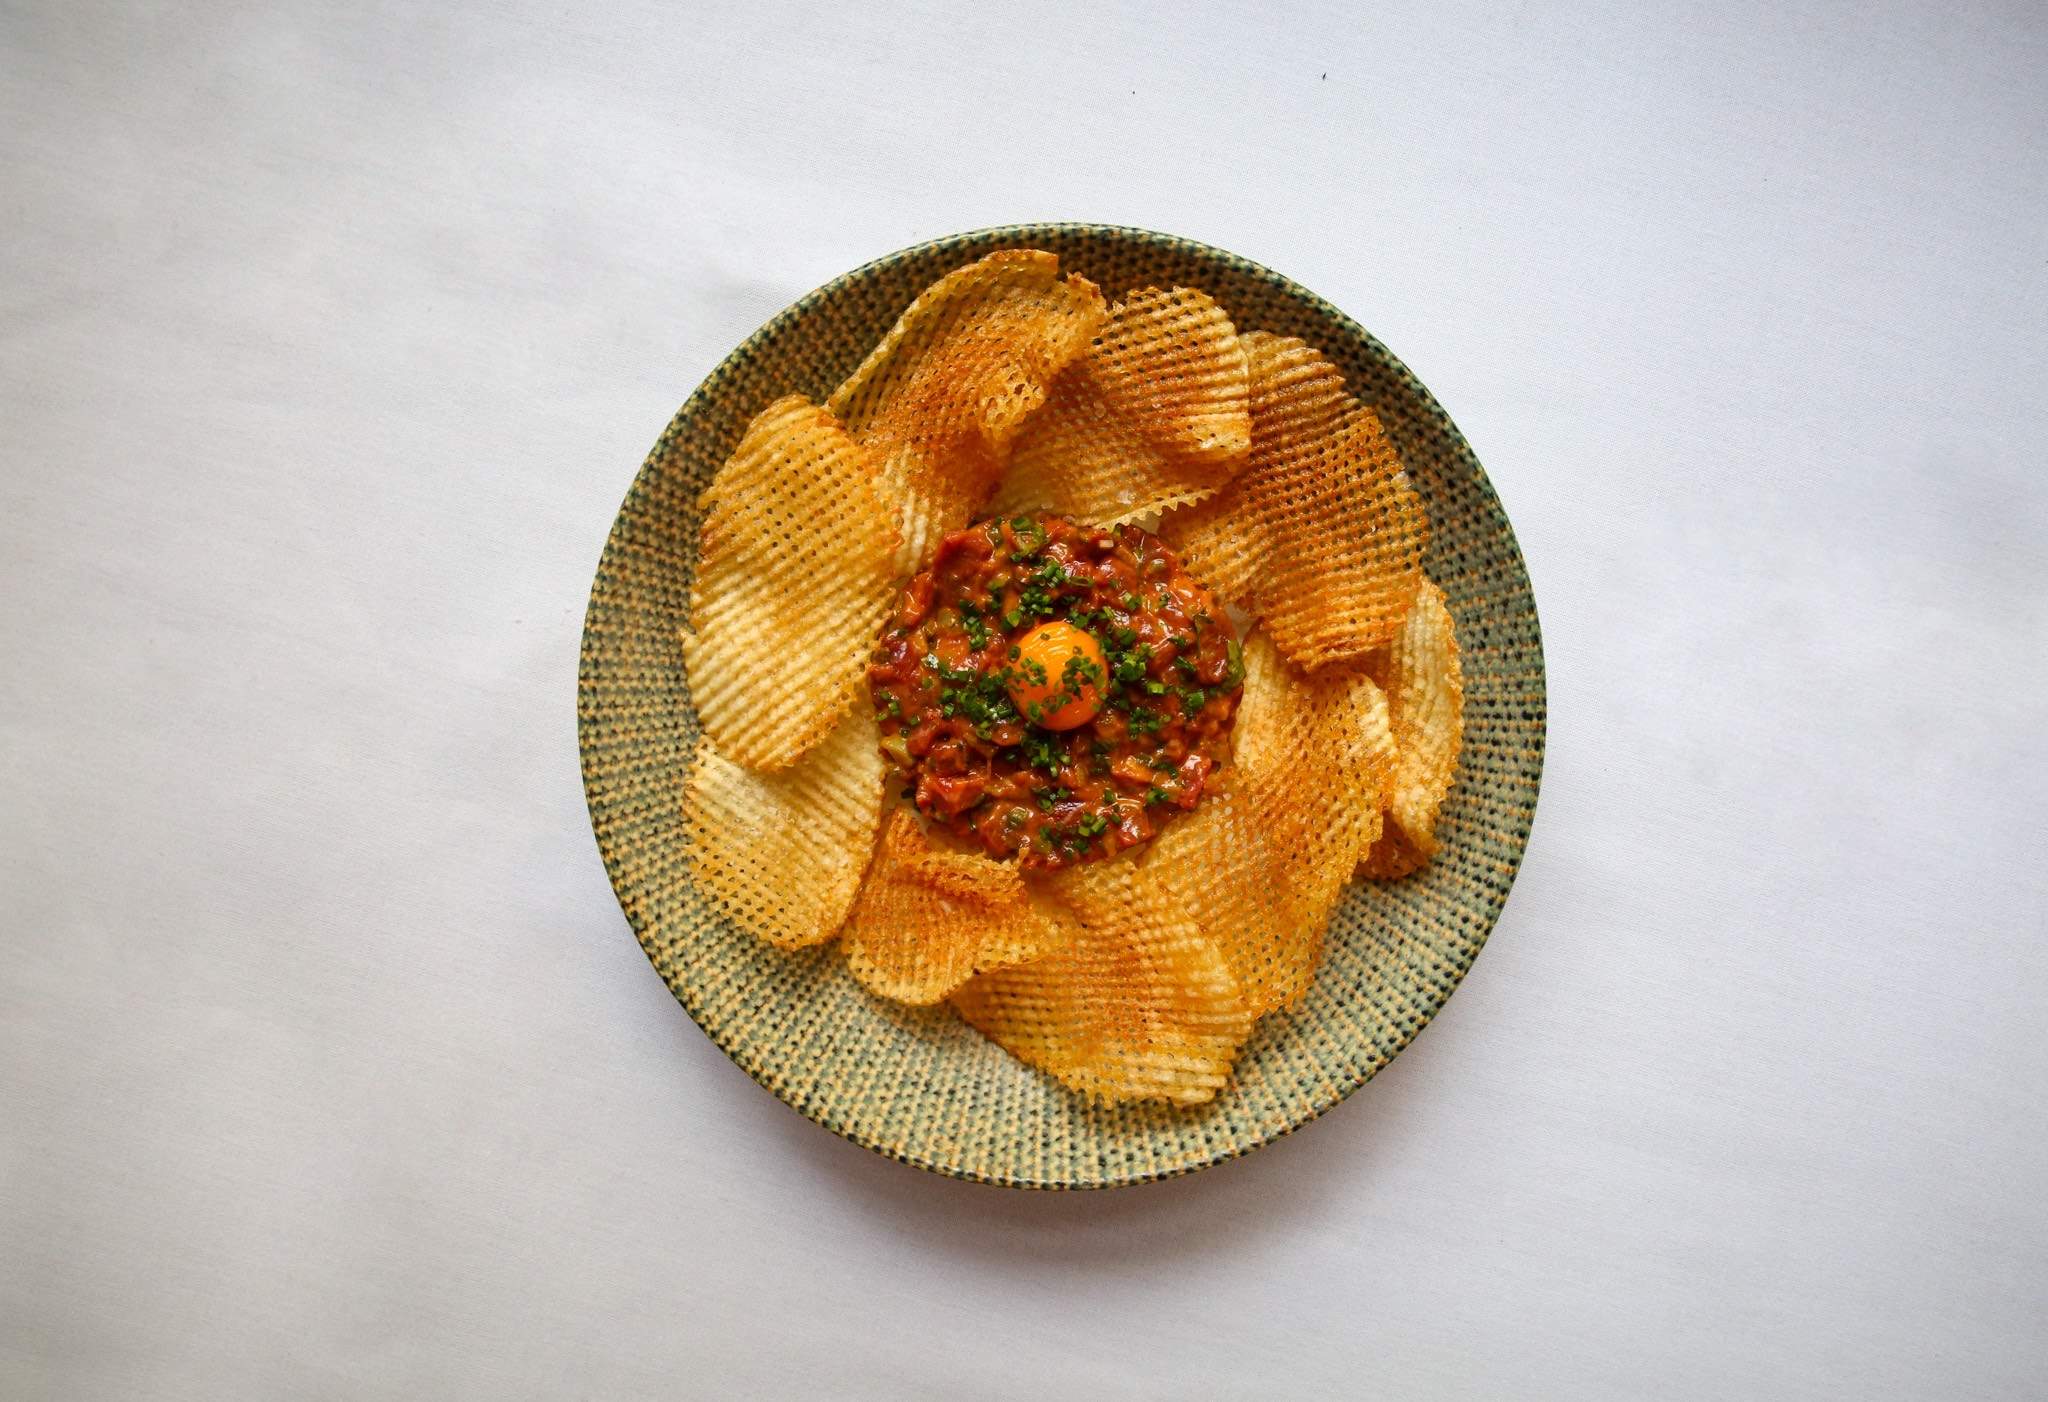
[578,225,1545,1188]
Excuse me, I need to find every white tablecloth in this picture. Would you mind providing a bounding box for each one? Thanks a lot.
[5,3,2045,1396]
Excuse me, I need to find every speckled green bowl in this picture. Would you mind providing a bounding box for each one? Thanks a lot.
[579,224,1545,1188]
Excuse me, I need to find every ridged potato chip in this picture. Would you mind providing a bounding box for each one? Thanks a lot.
[1163,333,1428,670]
[683,706,886,950]
[1355,820,1433,881]
[841,807,1075,1005]
[951,857,1252,1106]
[827,250,1106,569]
[1358,578,1464,878]
[991,286,1251,525]
[1142,631,1396,1013]
[682,396,900,770]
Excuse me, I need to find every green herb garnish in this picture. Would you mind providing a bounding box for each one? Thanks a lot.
[956,598,991,649]
[1222,637,1245,688]
[1023,734,1062,774]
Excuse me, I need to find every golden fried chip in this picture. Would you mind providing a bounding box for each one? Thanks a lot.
[1141,631,1396,1013]
[1158,332,1350,603]
[1355,820,1433,880]
[683,706,886,950]
[1162,332,1428,670]
[827,250,1107,568]
[841,808,1075,1005]
[1358,577,1464,878]
[681,396,900,770]
[951,857,1252,1106]
[991,286,1251,525]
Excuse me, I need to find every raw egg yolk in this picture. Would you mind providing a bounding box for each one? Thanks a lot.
[1006,621,1106,731]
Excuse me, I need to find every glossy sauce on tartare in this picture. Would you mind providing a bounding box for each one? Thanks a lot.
[868,515,1243,869]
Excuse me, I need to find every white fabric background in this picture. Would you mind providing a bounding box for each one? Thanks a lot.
[4,2,2045,1397]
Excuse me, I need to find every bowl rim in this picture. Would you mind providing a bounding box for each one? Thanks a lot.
[579,221,1547,1188]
